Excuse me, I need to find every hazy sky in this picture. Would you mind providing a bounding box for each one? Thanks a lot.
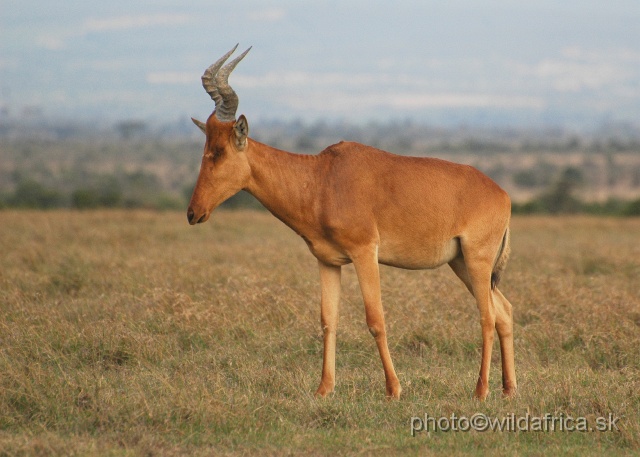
[2,0,639,127]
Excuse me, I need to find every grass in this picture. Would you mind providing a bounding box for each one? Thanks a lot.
[0,210,639,455]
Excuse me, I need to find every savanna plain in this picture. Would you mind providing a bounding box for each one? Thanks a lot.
[1,210,639,456]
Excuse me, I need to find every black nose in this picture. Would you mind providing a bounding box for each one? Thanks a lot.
[187,208,195,224]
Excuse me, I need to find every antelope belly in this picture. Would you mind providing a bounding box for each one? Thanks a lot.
[378,237,460,270]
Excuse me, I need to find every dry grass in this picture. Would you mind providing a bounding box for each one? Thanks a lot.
[1,210,639,455]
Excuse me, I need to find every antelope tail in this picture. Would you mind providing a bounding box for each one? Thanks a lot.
[491,227,510,290]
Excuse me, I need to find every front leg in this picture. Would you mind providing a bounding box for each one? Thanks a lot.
[352,245,402,399]
[315,260,341,397]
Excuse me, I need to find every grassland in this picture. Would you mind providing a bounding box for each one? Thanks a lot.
[0,210,639,455]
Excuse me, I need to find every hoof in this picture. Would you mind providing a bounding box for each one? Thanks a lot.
[474,378,489,401]
[386,382,402,400]
[502,386,517,399]
[473,391,489,401]
[315,383,334,398]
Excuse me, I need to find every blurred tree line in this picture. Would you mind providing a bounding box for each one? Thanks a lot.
[0,138,264,211]
[2,162,638,215]
[0,127,639,215]
[511,167,640,216]
[0,169,262,211]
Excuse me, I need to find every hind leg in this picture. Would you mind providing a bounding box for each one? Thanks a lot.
[449,257,516,398]
[465,258,495,400]
[448,255,495,399]
[448,256,473,294]
[493,287,517,397]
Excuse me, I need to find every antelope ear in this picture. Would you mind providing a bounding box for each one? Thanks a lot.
[191,117,207,134]
[233,115,249,150]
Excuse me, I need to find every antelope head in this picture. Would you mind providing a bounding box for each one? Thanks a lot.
[187,44,252,225]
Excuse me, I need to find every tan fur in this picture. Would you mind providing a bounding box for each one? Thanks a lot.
[188,114,517,400]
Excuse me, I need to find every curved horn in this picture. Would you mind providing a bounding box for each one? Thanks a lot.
[201,44,238,106]
[201,45,251,122]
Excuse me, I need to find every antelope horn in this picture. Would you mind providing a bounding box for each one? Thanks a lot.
[201,44,251,122]
[201,44,237,107]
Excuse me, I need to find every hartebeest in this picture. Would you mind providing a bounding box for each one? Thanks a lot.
[187,45,516,400]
